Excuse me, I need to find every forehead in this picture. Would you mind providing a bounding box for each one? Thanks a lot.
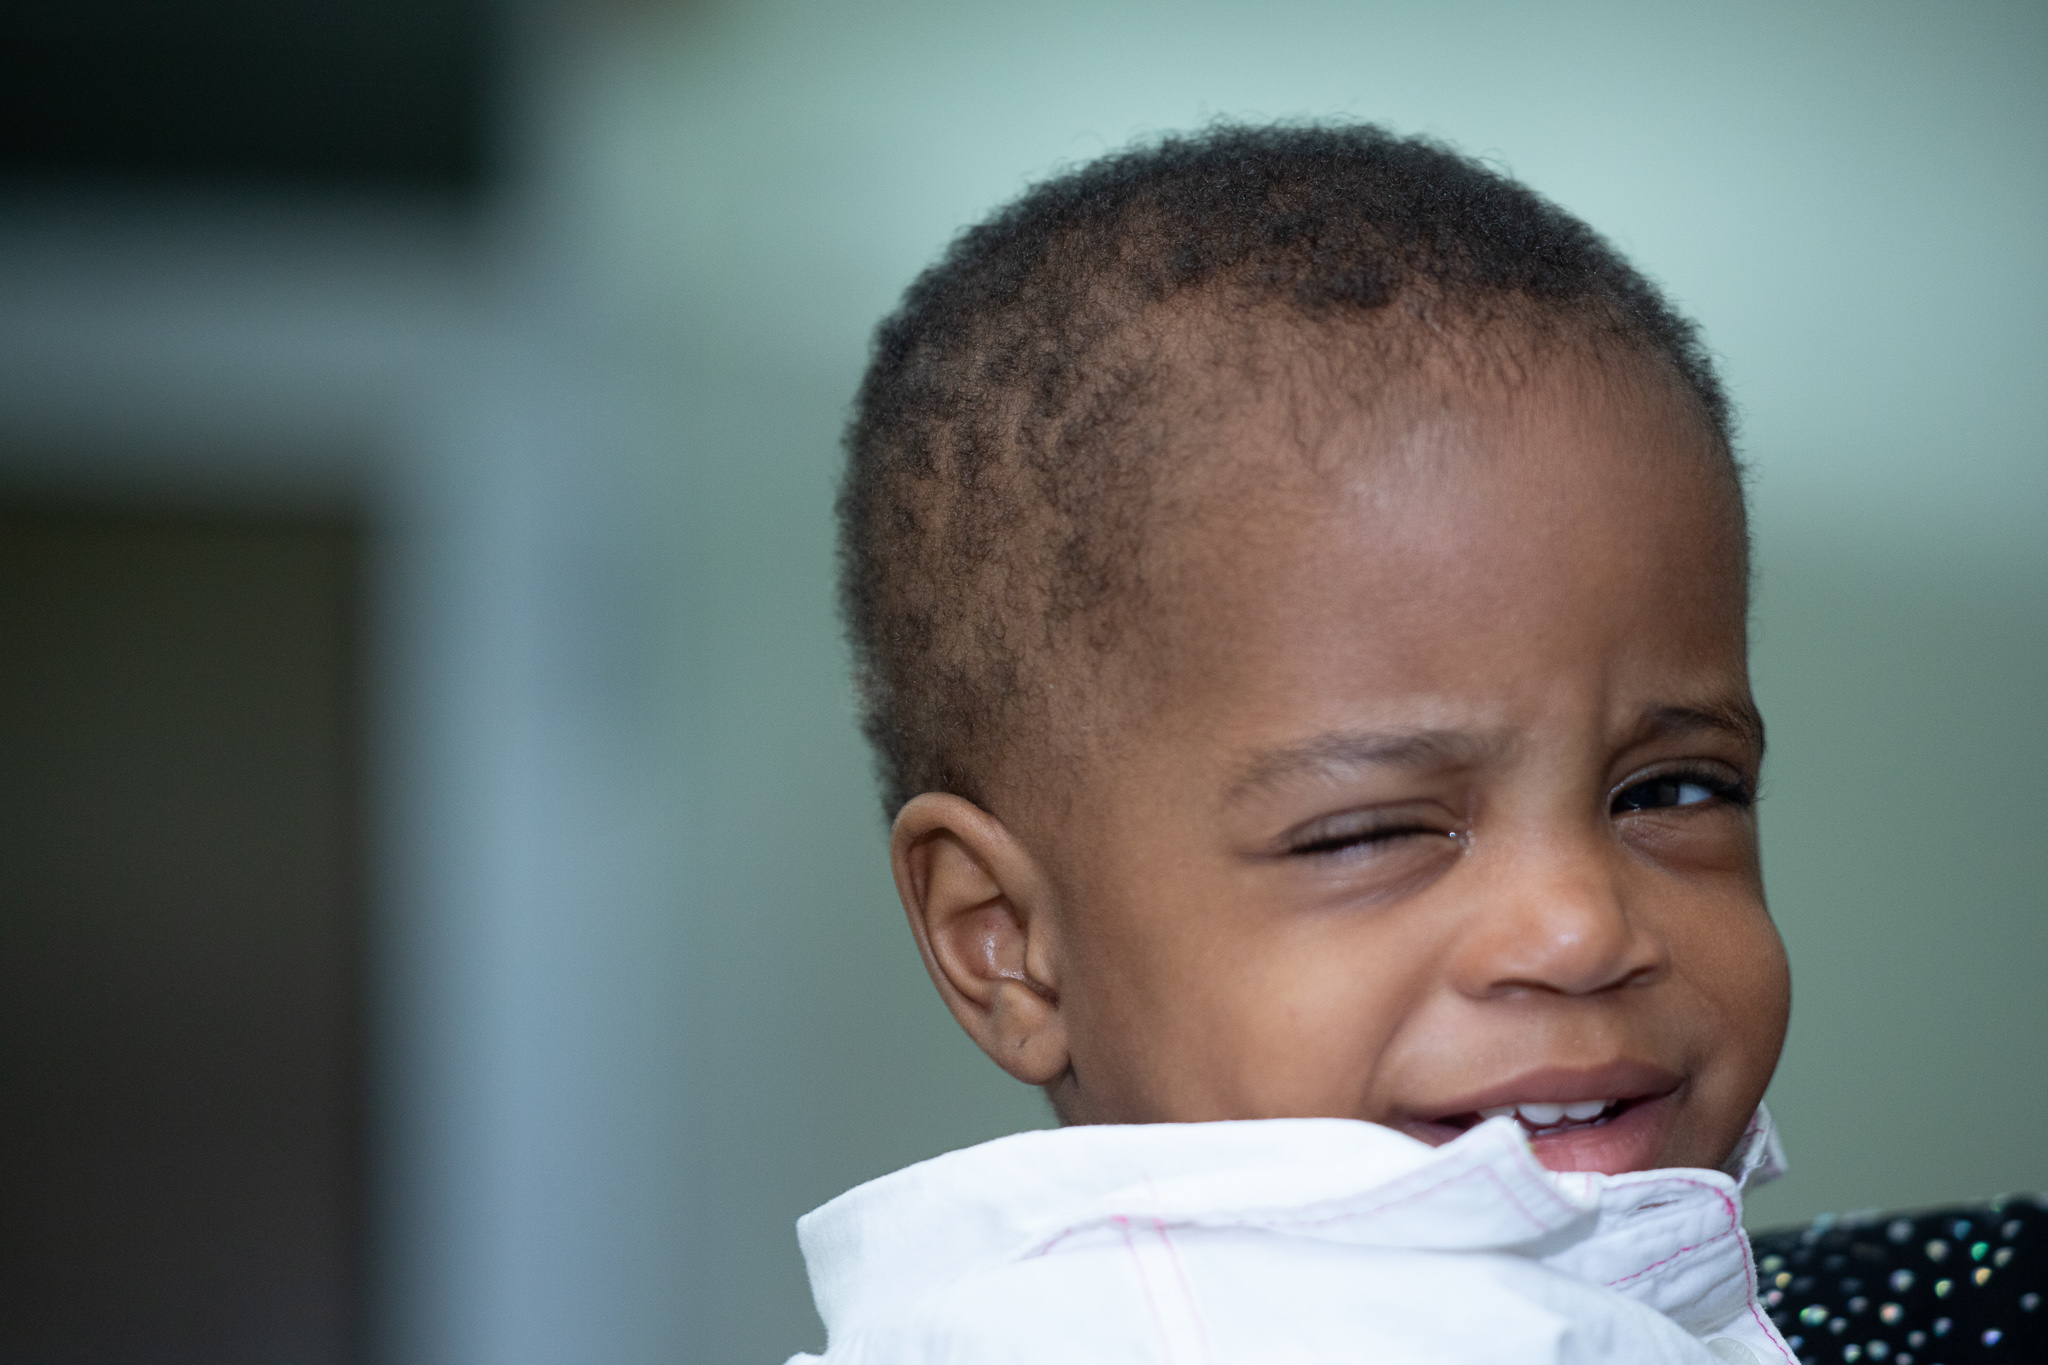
[1117,348,1748,734]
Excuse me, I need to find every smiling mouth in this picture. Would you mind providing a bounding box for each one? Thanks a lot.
[1433,1096,1633,1138]
[1402,1063,1686,1173]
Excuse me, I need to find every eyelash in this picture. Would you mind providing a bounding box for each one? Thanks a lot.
[1608,767,1755,816]
[1289,822,1444,857]
[1284,813,1453,858]
[1283,767,1755,857]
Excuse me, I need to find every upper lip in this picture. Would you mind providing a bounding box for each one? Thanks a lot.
[1416,1059,1684,1124]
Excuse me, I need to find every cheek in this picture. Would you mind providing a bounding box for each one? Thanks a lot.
[1193,910,1443,1113]
[1738,916,1793,1066]
[1632,815,1781,1044]
[1046,862,1262,1109]
[1673,894,1791,1099]
[1624,885,1788,1168]
[1066,883,1432,1119]
[1619,805,1764,881]
[1700,900,1788,1025]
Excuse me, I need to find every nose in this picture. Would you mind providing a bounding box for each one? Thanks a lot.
[1450,829,1669,1000]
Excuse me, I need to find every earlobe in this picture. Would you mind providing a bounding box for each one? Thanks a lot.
[891,793,1068,1086]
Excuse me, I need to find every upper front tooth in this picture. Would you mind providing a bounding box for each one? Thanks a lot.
[1478,1105,1516,1120]
[1517,1102,1565,1125]
[1562,1100,1608,1121]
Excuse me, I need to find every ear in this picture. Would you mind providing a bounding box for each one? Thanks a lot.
[891,792,1068,1086]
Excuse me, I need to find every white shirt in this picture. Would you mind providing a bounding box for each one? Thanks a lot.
[787,1106,1794,1364]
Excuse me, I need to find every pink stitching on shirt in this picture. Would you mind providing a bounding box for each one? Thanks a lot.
[1152,1218,1216,1365]
[1265,1163,1544,1237]
[1746,1293,1796,1363]
[1117,1216,1177,1365]
[1271,1155,1569,1238]
[1733,1208,1797,1364]
[1038,1152,1796,1363]
[1597,1177,1795,1365]
[1603,1179,1738,1287]
[1029,1141,1571,1261]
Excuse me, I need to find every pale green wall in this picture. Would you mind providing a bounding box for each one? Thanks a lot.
[552,2,2048,1355]
[1745,530,2048,1226]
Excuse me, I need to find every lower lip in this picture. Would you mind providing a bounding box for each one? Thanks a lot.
[1519,1092,1678,1174]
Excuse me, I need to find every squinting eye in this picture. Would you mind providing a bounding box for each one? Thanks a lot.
[1611,775,1727,815]
[1289,824,1443,858]
[1281,806,1457,859]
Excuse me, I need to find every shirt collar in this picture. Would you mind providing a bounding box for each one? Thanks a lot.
[799,1105,1788,1349]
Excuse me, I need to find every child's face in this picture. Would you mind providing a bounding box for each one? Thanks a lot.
[894,352,1791,1177]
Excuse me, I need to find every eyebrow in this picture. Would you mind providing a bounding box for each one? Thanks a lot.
[1225,727,1500,804]
[1224,699,1767,805]
[1638,698,1768,756]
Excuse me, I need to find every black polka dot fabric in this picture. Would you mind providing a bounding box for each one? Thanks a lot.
[1750,1197,2046,1364]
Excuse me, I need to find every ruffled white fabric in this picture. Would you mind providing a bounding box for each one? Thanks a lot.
[786,1106,1793,1364]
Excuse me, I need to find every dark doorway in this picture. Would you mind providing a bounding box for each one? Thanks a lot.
[0,503,367,1364]
[0,0,500,194]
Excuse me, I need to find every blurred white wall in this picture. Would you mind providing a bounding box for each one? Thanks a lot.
[1,2,2040,1363]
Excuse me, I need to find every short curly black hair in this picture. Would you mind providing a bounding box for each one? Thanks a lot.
[838,122,1739,818]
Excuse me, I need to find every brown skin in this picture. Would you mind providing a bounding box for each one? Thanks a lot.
[890,353,1792,1176]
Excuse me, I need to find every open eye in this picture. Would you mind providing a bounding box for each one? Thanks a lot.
[1610,771,1749,816]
